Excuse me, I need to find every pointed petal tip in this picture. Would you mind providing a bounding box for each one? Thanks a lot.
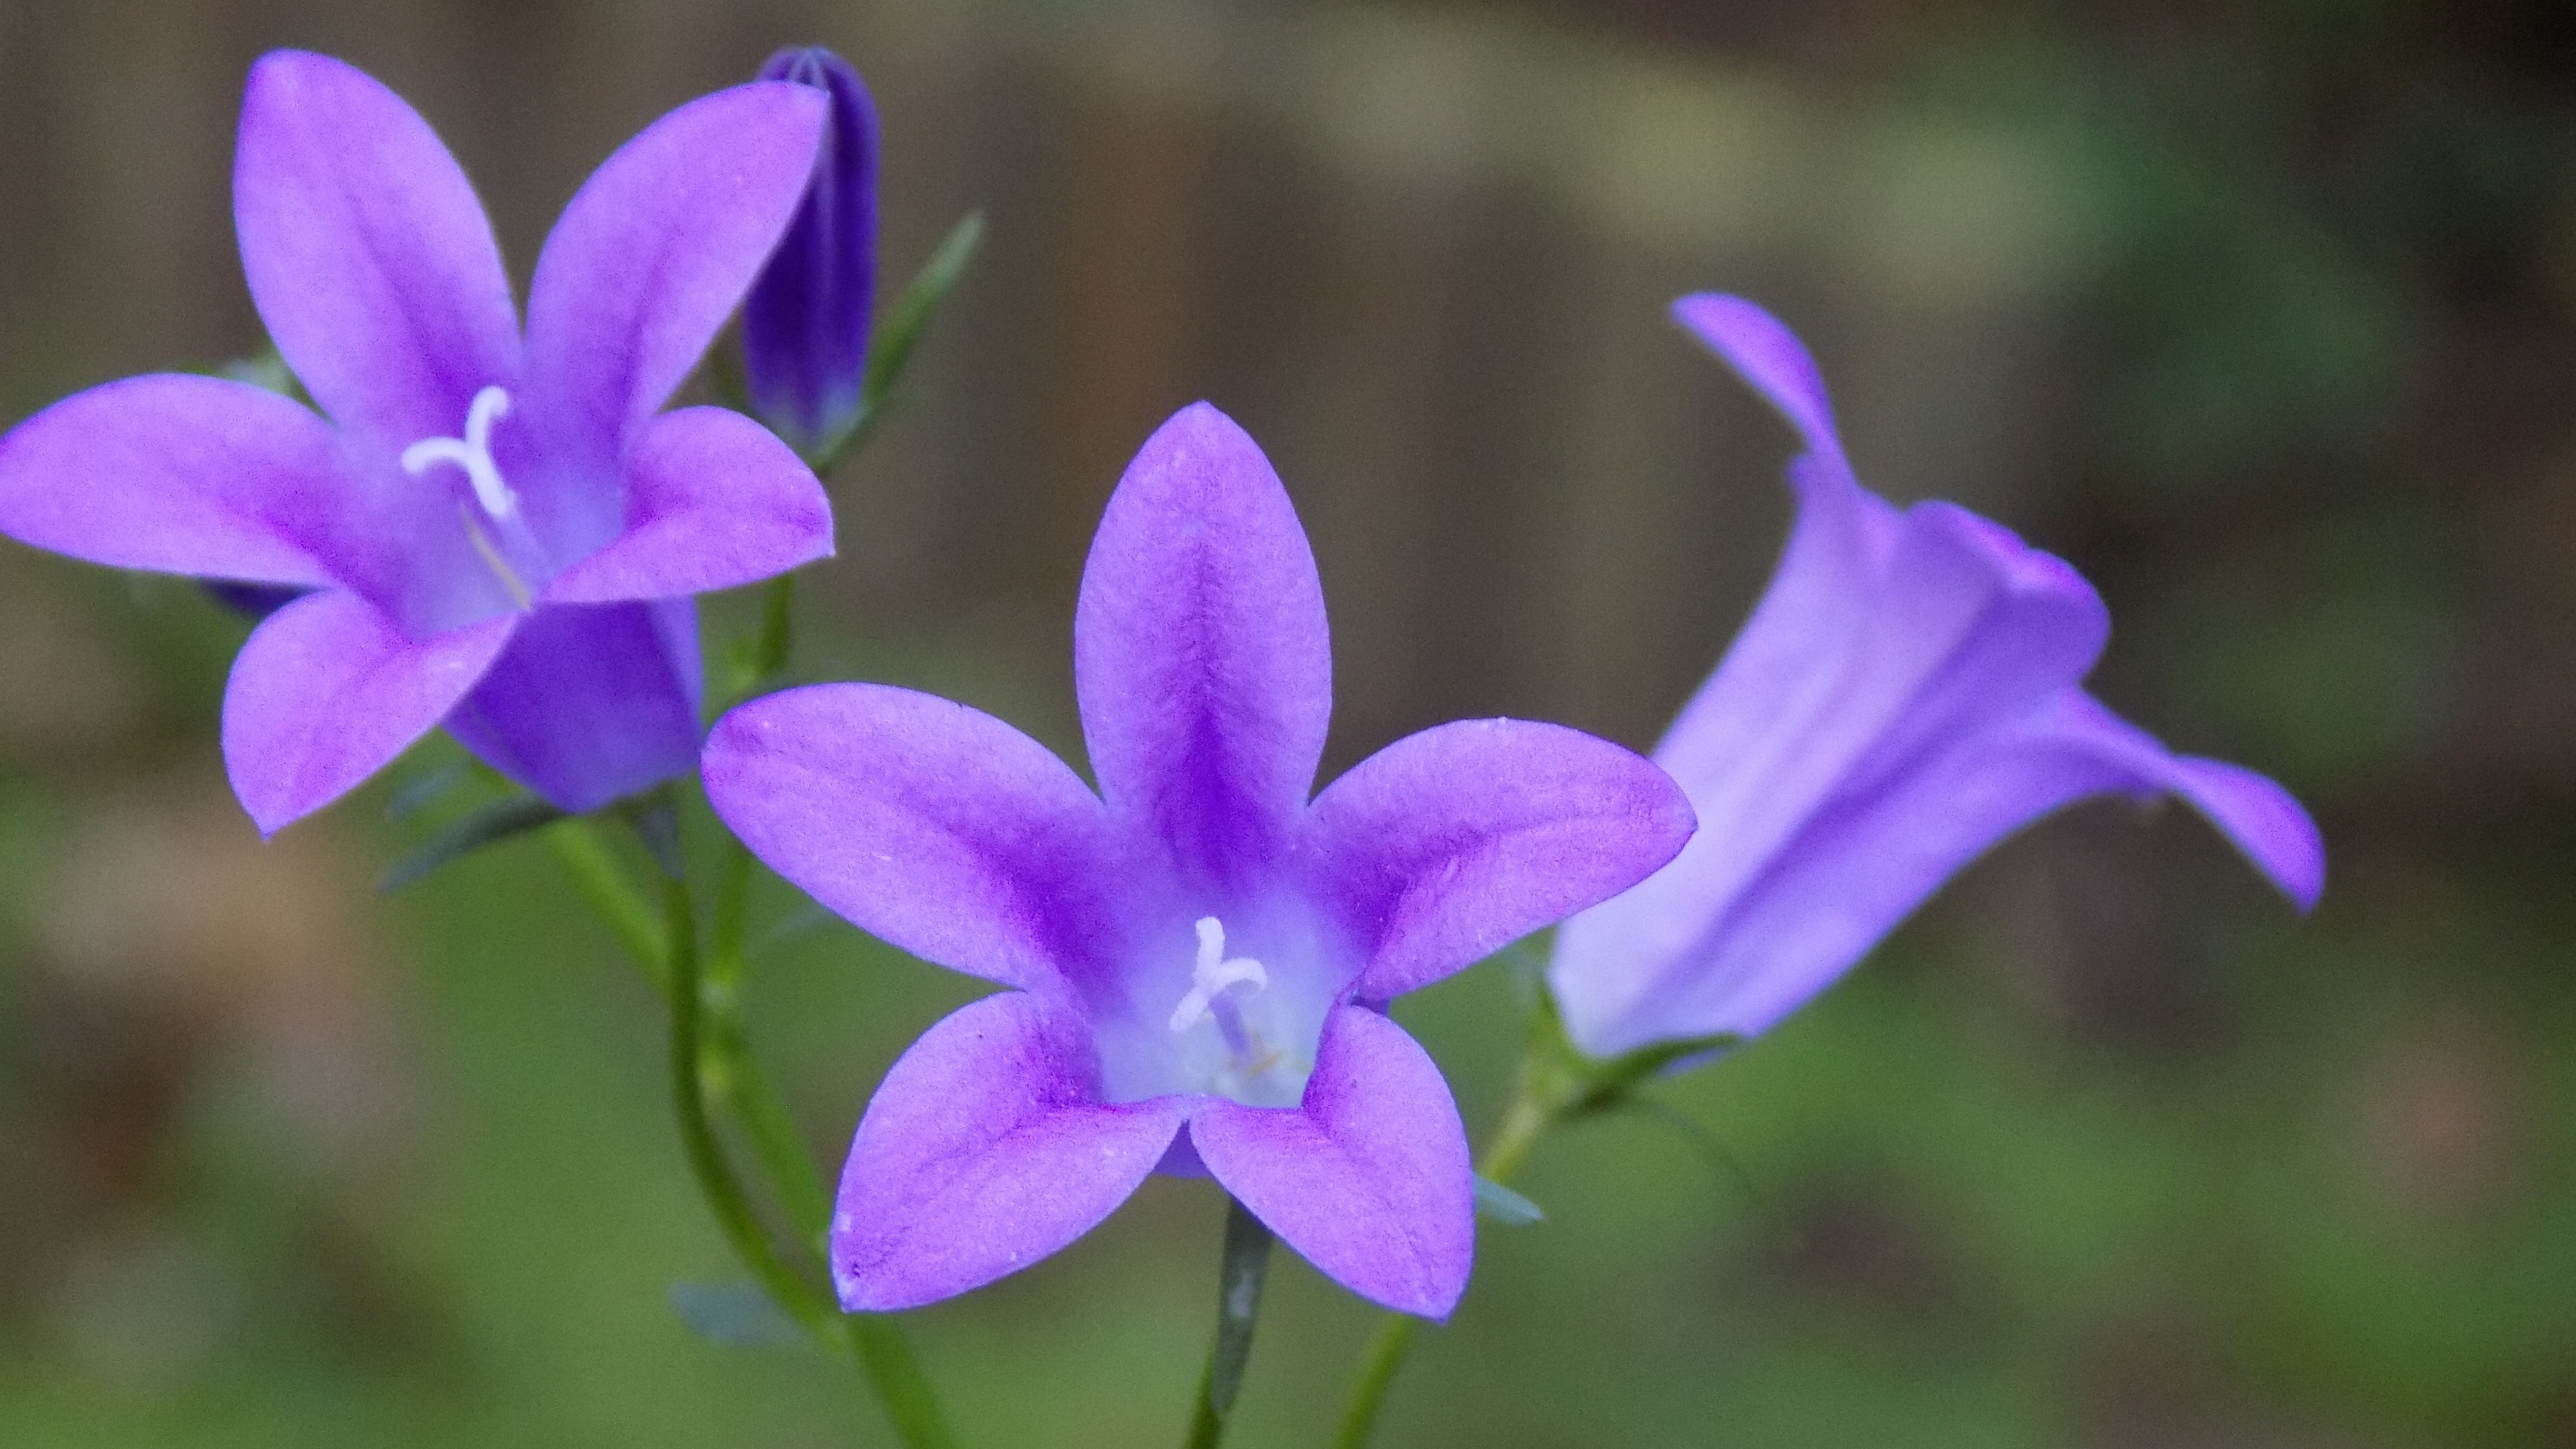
[2182,755,2326,912]
[1146,399,1255,456]
[1670,292,1844,466]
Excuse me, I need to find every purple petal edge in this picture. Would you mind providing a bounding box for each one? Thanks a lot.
[830,992,1190,1311]
[1192,1005,1473,1320]
[222,591,515,835]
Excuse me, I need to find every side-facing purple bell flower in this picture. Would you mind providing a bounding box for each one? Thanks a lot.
[704,403,1695,1318]
[741,46,879,455]
[0,52,834,833]
[1550,296,2326,1059]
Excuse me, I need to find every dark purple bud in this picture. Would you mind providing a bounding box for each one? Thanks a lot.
[743,47,880,455]
[202,580,307,620]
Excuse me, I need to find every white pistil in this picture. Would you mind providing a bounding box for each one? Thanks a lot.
[1169,916,1268,1034]
[402,385,520,520]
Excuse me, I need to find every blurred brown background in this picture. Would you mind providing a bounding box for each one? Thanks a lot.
[3,1,2573,1446]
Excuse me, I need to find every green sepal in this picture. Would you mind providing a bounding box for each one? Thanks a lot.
[1517,991,1738,1125]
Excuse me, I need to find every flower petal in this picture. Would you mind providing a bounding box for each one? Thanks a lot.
[222,590,514,835]
[1671,293,1847,469]
[522,81,826,459]
[1557,297,2125,1055]
[1554,686,2324,1055]
[539,406,832,604]
[703,684,1114,993]
[1074,403,1332,893]
[0,374,345,588]
[1306,718,1695,1002]
[1191,1004,1472,1318]
[439,600,702,812]
[234,51,521,449]
[830,991,1191,1311]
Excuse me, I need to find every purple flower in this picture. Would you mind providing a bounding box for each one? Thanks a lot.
[703,403,1694,1318]
[741,46,879,455]
[0,52,834,833]
[1549,296,2326,1060]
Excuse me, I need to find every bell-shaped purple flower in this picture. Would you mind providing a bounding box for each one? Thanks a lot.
[703,403,1695,1318]
[0,52,835,833]
[1549,296,2326,1060]
[741,46,879,455]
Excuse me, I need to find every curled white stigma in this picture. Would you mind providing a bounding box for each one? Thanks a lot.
[1168,916,1267,1034]
[402,385,519,519]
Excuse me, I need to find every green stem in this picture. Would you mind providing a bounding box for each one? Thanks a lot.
[544,818,668,997]
[1330,1089,1553,1449]
[752,572,796,687]
[662,869,839,1338]
[700,837,834,1249]
[1183,1196,1276,1449]
[656,831,961,1449]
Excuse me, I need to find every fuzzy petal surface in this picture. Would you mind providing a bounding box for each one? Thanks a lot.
[1074,403,1331,893]
[1192,1005,1472,1318]
[0,374,345,588]
[541,406,832,604]
[830,991,1192,1311]
[439,600,702,812]
[222,590,514,835]
[234,50,521,451]
[1307,718,1696,1002]
[523,81,825,462]
[703,684,1114,993]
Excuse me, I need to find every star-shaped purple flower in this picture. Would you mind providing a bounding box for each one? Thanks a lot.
[703,403,1695,1318]
[0,52,835,833]
[1550,295,2326,1059]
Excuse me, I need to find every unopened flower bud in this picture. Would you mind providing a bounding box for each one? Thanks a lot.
[742,47,880,456]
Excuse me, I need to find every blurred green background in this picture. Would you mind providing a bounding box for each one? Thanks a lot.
[3,0,2573,1444]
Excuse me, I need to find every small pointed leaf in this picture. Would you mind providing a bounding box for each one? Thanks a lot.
[815,210,983,471]
[670,1281,806,1349]
[1473,1175,1545,1226]
[384,759,474,821]
[861,209,983,412]
[378,795,566,892]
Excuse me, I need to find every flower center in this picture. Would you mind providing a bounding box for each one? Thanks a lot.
[1168,915,1303,1095]
[1169,916,1267,1035]
[402,386,533,609]
[402,386,520,519]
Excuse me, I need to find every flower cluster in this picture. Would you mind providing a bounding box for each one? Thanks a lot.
[0,42,2326,1445]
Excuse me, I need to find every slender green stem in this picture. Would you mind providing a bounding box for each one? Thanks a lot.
[662,869,840,1338]
[653,826,961,1449]
[752,573,796,687]
[544,818,668,996]
[1331,1090,1554,1449]
[699,844,835,1249]
[1183,1196,1276,1449]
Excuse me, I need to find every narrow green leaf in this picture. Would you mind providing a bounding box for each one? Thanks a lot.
[378,795,565,892]
[861,210,984,413]
[1472,1175,1545,1226]
[669,1281,807,1349]
[383,759,473,821]
[813,211,985,473]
